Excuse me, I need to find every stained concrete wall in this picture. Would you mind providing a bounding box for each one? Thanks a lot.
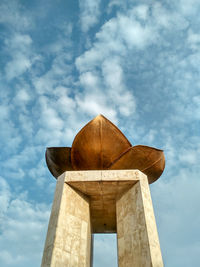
[116,176,163,267]
[41,174,92,267]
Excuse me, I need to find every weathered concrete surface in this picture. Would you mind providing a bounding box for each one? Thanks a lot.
[66,170,138,233]
[41,170,163,267]
[41,173,92,267]
[116,173,163,267]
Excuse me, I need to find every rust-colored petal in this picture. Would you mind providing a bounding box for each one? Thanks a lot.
[109,145,165,183]
[71,114,132,170]
[46,147,73,178]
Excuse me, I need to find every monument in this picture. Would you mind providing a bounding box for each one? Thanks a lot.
[41,115,165,267]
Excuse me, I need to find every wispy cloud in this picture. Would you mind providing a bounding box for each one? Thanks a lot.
[79,0,101,32]
[0,0,200,266]
[0,177,50,267]
[152,168,200,266]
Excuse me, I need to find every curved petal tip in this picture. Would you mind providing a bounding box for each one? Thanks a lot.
[109,145,165,183]
[46,147,73,178]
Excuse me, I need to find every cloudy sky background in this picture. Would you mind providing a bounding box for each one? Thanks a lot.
[0,0,200,266]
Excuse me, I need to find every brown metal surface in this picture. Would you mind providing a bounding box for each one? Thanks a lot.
[45,115,165,183]
[45,147,72,178]
[109,145,165,183]
[71,114,131,170]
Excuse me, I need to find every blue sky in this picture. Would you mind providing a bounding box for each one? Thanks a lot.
[0,0,200,266]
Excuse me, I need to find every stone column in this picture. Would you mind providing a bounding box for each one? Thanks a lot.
[116,175,163,267]
[41,173,92,267]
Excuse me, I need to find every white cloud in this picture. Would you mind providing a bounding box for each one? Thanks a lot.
[1,145,45,183]
[76,93,118,122]
[4,34,34,81]
[0,1,32,31]
[0,177,11,214]
[15,89,31,103]
[33,93,78,146]
[117,15,156,49]
[107,0,124,11]
[178,141,200,166]
[0,177,50,267]
[178,0,200,16]
[0,104,22,153]
[102,58,123,90]
[29,159,49,188]
[152,3,189,30]
[132,5,149,20]
[79,71,100,88]
[101,57,136,116]
[32,51,73,95]
[76,61,135,120]
[11,34,32,47]
[42,108,64,130]
[76,12,145,119]
[76,8,158,73]
[179,152,197,165]
[151,169,200,267]
[5,54,31,80]
[187,30,200,51]
[79,0,101,32]
[0,104,10,121]
[18,113,34,137]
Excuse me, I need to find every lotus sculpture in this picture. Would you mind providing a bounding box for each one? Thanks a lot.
[46,114,165,183]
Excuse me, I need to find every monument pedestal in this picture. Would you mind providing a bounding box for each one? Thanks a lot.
[41,170,163,267]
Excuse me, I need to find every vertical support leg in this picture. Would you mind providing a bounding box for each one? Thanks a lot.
[116,177,163,267]
[41,173,92,267]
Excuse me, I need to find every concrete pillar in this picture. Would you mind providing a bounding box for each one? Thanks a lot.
[41,173,92,267]
[116,176,163,267]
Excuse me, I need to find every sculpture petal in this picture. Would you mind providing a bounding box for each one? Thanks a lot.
[71,114,132,170]
[109,145,165,184]
[46,147,73,178]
